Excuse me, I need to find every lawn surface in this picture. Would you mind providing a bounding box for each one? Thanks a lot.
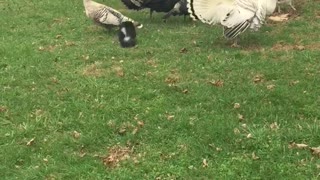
[1,0,320,179]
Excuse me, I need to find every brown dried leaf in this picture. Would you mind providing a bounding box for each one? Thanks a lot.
[310,147,320,157]
[288,142,309,149]
[182,89,189,94]
[102,146,132,168]
[238,114,245,121]
[26,138,35,146]
[234,128,240,135]
[202,159,208,168]
[0,106,8,112]
[252,152,260,160]
[132,127,139,135]
[270,122,279,130]
[253,75,264,83]
[65,41,76,46]
[180,48,187,53]
[267,84,276,90]
[209,80,224,87]
[166,114,175,121]
[268,14,289,22]
[55,34,62,39]
[137,121,144,127]
[72,131,81,139]
[233,103,240,109]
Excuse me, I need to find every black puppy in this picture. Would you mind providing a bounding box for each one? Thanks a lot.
[118,21,137,48]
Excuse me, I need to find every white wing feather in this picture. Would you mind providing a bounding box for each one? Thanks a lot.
[188,0,277,31]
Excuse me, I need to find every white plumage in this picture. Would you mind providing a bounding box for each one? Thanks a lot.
[187,0,277,39]
[83,0,143,29]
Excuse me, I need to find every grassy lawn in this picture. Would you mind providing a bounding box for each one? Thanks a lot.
[1,0,320,179]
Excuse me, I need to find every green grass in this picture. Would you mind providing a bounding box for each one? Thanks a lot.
[1,0,320,179]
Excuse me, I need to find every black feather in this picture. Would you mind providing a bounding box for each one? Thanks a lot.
[121,0,181,18]
[118,21,137,48]
[162,0,188,20]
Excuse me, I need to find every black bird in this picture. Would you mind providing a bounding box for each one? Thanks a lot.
[162,0,188,20]
[118,21,137,48]
[121,0,183,19]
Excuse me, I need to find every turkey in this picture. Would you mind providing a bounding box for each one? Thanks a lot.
[121,0,186,19]
[83,0,143,29]
[277,0,296,13]
[163,0,189,20]
[187,0,278,46]
[118,21,137,48]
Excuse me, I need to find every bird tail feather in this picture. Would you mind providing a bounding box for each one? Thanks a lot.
[187,0,234,24]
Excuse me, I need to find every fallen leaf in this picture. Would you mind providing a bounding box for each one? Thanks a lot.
[288,142,309,149]
[253,75,264,83]
[180,48,187,53]
[310,147,320,157]
[202,159,208,168]
[132,127,139,135]
[55,34,62,39]
[252,152,260,160]
[26,138,35,146]
[166,115,175,121]
[72,131,81,139]
[43,158,48,163]
[267,84,276,90]
[270,122,279,130]
[234,128,240,135]
[0,106,8,112]
[137,121,144,127]
[65,41,76,46]
[209,80,224,87]
[316,164,320,169]
[102,146,132,167]
[182,89,189,94]
[216,147,222,152]
[247,133,253,139]
[238,114,244,121]
[268,14,289,22]
[233,103,240,109]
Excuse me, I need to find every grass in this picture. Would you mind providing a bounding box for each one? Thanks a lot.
[1,0,320,179]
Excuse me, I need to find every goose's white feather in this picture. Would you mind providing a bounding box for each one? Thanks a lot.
[187,0,277,37]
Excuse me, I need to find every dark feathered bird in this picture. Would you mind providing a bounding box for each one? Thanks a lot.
[162,0,188,20]
[121,0,185,19]
[118,21,137,48]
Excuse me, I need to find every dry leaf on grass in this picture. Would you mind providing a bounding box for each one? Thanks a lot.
[253,75,264,83]
[234,103,240,109]
[209,80,224,87]
[252,152,260,160]
[26,138,35,146]
[72,131,81,139]
[238,114,245,121]
[270,122,279,130]
[102,146,132,168]
[268,14,290,22]
[310,147,320,157]
[0,106,8,112]
[267,84,276,90]
[288,142,309,149]
[202,159,208,168]
[166,114,175,121]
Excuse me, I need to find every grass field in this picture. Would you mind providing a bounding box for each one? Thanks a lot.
[1,0,320,179]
